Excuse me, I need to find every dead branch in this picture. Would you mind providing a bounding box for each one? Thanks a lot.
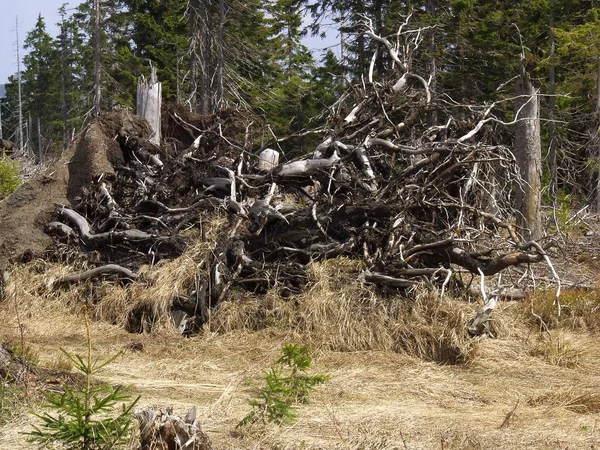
[54,264,138,285]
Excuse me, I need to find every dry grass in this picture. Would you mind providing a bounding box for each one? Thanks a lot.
[4,248,600,448]
[1,292,600,449]
[96,224,226,332]
[524,287,600,331]
[3,245,496,365]
[528,330,585,368]
[1,223,225,336]
[210,258,486,364]
[528,388,600,414]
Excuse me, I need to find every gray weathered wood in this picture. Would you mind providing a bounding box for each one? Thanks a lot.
[277,151,340,177]
[514,65,542,241]
[136,407,213,450]
[54,264,138,286]
[57,206,155,248]
[137,66,162,146]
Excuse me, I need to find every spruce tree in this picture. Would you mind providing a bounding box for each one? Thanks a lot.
[22,15,61,158]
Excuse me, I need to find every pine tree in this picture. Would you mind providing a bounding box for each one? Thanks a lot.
[123,0,189,102]
[22,15,61,158]
[57,4,89,150]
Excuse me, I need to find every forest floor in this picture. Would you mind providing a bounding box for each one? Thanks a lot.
[2,108,600,448]
[1,249,600,449]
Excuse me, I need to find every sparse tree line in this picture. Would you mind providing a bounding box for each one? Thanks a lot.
[2,1,600,207]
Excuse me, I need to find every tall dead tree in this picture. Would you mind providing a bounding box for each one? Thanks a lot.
[547,0,558,197]
[514,65,543,241]
[16,17,24,154]
[425,0,438,126]
[188,0,225,113]
[215,0,225,110]
[93,0,102,116]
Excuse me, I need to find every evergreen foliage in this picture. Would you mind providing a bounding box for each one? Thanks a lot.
[4,0,600,204]
[27,307,139,450]
[0,156,20,200]
[239,344,329,426]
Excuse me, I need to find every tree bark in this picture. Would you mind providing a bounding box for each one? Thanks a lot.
[426,0,438,127]
[93,0,101,116]
[189,0,217,113]
[595,57,600,212]
[515,67,543,241]
[136,407,213,450]
[548,0,558,196]
[216,0,225,110]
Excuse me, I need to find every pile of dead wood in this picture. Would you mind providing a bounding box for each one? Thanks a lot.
[44,23,555,336]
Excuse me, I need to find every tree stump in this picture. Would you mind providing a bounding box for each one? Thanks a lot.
[136,407,213,450]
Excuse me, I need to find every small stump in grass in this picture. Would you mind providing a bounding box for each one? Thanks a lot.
[136,406,213,450]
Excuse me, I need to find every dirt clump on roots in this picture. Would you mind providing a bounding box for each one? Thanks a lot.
[0,110,152,273]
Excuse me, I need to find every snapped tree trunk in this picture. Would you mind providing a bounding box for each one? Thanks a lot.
[514,67,543,241]
[137,66,162,146]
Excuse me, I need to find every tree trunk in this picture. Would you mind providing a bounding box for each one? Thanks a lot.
[189,2,200,112]
[189,0,215,113]
[16,17,24,154]
[137,66,162,146]
[515,67,543,241]
[27,113,32,159]
[548,0,558,196]
[215,0,225,110]
[374,0,385,75]
[93,0,102,116]
[595,57,600,212]
[426,0,438,127]
[60,9,69,152]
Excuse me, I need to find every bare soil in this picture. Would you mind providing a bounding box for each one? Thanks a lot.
[0,111,147,273]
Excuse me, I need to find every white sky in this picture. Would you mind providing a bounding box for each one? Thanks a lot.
[0,1,65,83]
[0,1,339,85]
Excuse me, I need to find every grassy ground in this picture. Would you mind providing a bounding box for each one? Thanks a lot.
[1,259,600,449]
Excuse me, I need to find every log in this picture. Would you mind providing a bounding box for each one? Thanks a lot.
[441,247,544,276]
[361,270,419,287]
[57,206,156,248]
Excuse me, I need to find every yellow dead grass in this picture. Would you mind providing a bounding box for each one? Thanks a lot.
[2,254,600,448]
[210,258,486,364]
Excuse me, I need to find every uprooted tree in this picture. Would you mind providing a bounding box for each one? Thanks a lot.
[41,17,558,335]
